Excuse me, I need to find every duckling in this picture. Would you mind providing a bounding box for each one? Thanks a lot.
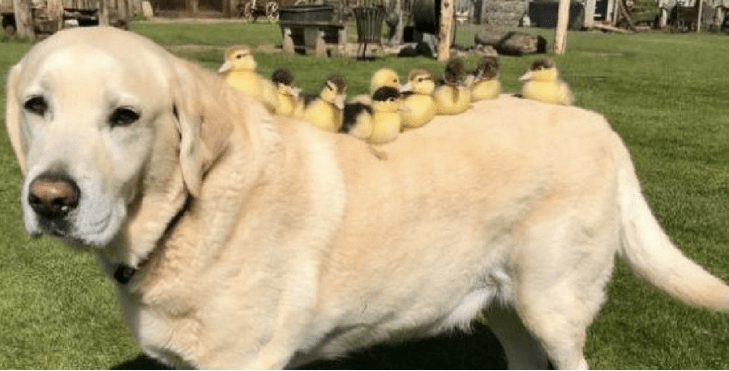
[350,68,401,104]
[518,58,574,106]
[370,68,401,95]
[399,69,437,130]
[218,45,278,112]
[468,55,501,101]
[368,86,407,145]
[271,68,301,117]
[434,57,472,115]
[341,102,374,140]
[297,75,347,133]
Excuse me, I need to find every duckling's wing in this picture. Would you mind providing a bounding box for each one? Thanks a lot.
[300,93,318,107]
[342,102,373,133]
[559,81,575,105]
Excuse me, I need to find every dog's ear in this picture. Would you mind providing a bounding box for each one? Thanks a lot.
[5,63,27,174]
[170,59,232,198]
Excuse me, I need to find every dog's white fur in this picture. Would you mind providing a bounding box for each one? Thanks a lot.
[5,27,729,369]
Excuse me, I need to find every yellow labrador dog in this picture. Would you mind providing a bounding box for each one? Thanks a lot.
[5,27,729,369]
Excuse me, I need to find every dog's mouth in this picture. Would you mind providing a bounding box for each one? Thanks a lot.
[32,215,88,247]
[38,218,72,237]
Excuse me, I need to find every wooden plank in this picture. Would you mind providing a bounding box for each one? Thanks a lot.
[279,20,345,27]
[591,22,632,32]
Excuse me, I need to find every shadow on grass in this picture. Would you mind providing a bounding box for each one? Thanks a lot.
[111,322,506,369]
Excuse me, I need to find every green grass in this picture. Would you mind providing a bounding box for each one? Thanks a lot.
[1,21,729,369]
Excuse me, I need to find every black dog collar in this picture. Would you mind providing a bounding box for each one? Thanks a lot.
[112,196,191,285]
[113,265,137,284]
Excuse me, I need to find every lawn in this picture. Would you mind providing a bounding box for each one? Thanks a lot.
[1,21,728,369]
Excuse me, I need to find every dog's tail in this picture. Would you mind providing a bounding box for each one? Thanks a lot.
[615,134,729,310]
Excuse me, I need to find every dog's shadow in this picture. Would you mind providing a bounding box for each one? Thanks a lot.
[112,322,507,369]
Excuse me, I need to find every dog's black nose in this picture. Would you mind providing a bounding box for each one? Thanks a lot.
[28,174,80,219]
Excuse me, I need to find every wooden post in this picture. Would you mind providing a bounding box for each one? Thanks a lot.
[659,7,668,28]
[281,26,295,54]
[186,0,198,15]
[314,29,327,57]
[554,0,569,54]
[98,0,109,25]
[117,0,128,19]
[716,6,725,30]
[12,0,34,39]
[584,0,595,28]
[696,0,703,31]
[479,0,487,24]
[605,0,615,23]
[390,0,404,46]
[437,0,453,62]
[337,24,347,56]
[46,0,63,32]
[222,0,231,17]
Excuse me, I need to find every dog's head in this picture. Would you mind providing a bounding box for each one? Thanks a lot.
[5,27,232,249]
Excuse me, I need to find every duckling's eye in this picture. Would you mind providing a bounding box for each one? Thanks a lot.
[24,96,48,116]
[110,107,140,127]
[388,97,396,102]
[417,78,423,82]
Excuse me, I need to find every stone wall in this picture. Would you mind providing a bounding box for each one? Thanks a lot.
[478,0,529,26]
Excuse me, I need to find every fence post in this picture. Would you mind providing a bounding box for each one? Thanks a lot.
[554,0,569,54]
[437,0,453,61]
[12,0,34,39]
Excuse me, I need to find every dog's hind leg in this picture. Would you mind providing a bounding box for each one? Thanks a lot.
[510,271,610,370]
[486,304,549,369]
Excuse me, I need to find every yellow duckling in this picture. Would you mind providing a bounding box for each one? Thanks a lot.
[351,68,401,104]
[368,86,407,145]
[271,68,301,117]
[468,55,501,101]
[370,68,401,95]
[218,45,278,112]
[297,75,347,133]
[434,57,472,115]
[519,58,574,106]
[399,69,436,130]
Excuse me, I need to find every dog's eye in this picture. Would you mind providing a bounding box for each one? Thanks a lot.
[110,107,139,127]
[24,96,48,116]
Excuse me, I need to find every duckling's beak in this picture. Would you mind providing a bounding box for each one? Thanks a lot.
[518,71,533,82]
[398,104,411,113]
[399,83,413,93]
[218,61,233,73]
[334,96,346,110]
[285,85,302,98]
